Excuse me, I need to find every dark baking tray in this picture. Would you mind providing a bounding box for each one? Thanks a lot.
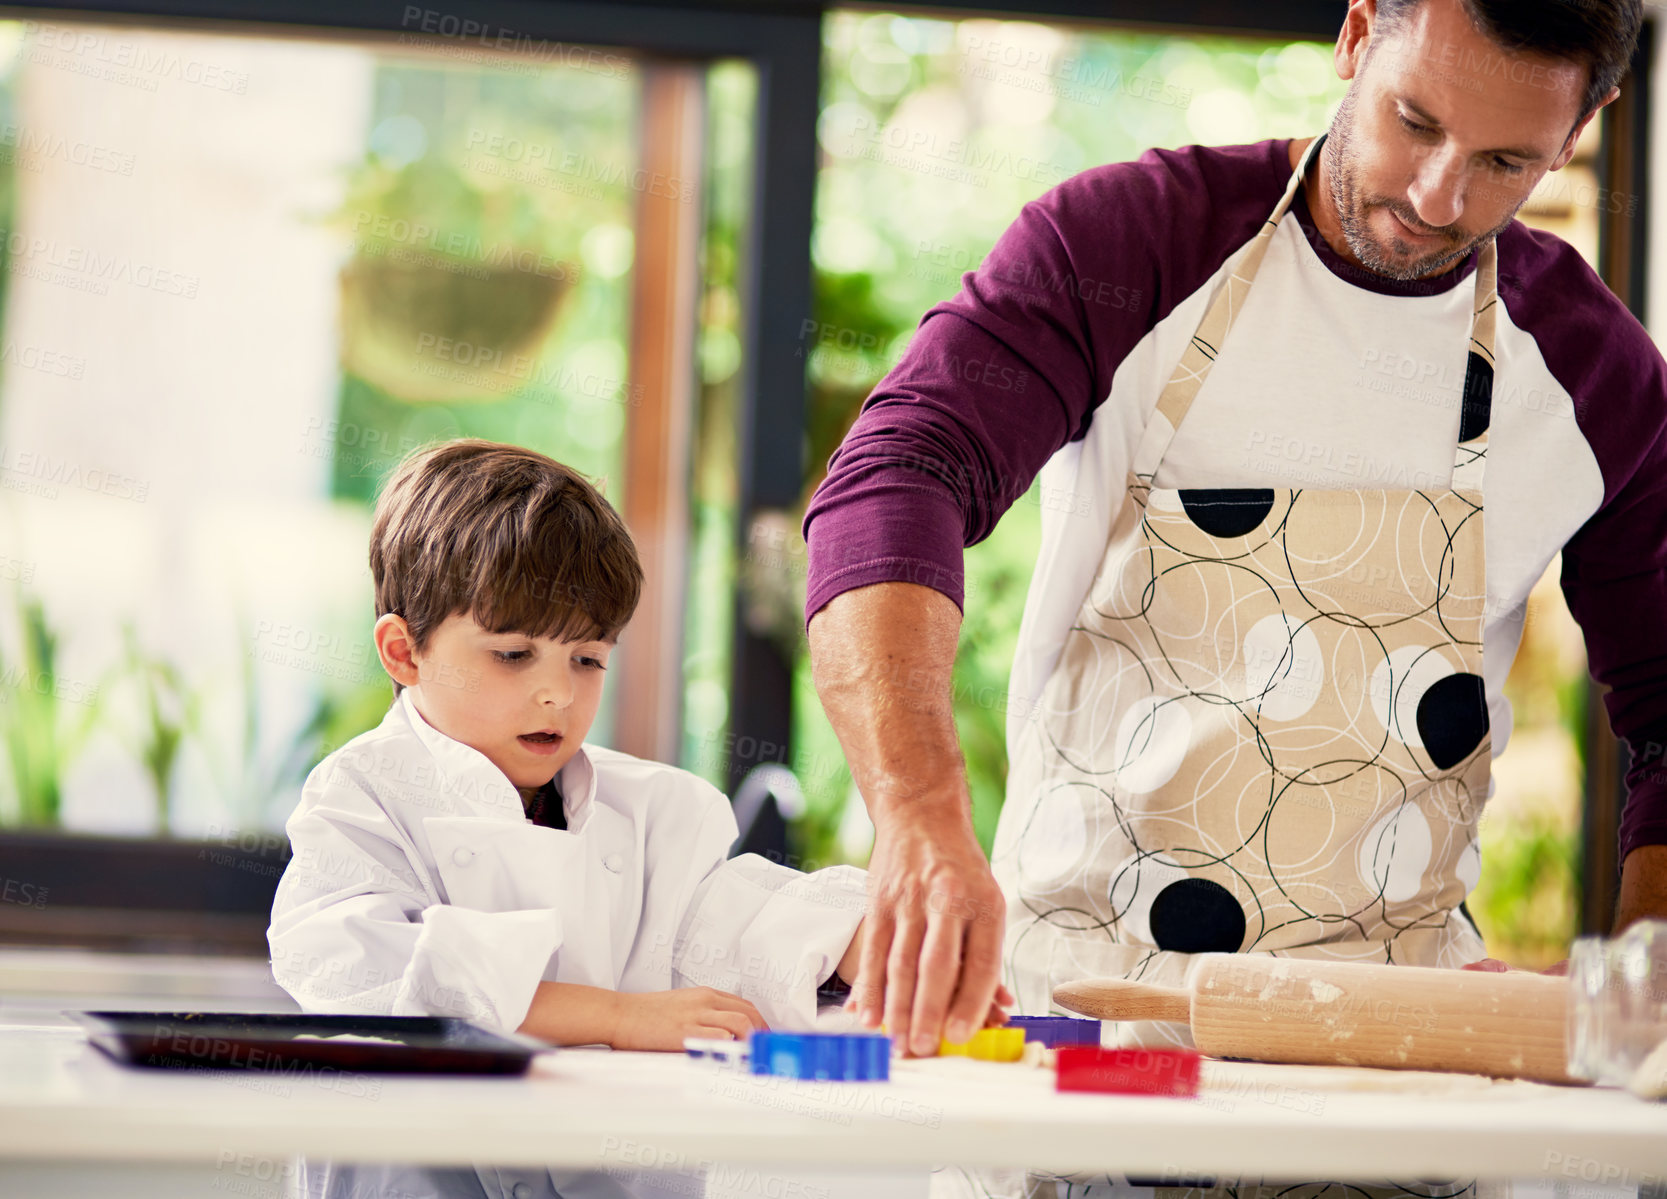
[72,1011,547,1076]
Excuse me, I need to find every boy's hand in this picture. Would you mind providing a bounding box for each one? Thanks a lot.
[610,987,767,1052]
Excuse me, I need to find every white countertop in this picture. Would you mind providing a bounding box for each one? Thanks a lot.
[1,1011,1665,1182]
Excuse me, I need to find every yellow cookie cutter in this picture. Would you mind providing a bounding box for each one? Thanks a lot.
[938,1027,1025,1062]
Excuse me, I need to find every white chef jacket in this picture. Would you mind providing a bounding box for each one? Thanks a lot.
[268,688,867,1036]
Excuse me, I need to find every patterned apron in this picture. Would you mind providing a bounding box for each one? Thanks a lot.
[995,133,1495,1033]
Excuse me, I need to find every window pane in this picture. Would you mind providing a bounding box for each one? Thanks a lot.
[0,20,648,839]
[681,60,756,793]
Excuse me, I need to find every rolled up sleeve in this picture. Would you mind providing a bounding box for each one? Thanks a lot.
[268,781,562,1034]
[673,853,868,1030]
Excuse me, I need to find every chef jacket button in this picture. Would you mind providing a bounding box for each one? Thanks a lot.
[510,1183,533,1199]
[451,847,475,867]
[603,853,624,874]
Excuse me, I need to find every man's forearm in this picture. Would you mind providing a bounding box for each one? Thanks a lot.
[809,579,1006,1051]
[807,580,971,827]
[1614,844,1667,932]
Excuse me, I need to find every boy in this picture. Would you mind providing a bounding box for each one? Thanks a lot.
[268,439,869,1048]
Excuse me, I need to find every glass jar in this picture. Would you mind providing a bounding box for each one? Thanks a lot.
[1567,920,1667,1086]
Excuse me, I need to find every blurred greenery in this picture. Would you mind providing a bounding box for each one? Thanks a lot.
[0,591,99,826]
[0,599,388,836]
[325,62,637,509]
[335,154,610,270]
[680,61,755,793]
[1472,808,1580,964]
[120,623,197,835]
[205,611,379,833]
[340,64,633,256]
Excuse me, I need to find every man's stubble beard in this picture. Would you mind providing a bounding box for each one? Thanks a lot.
[1323,83,1518,282]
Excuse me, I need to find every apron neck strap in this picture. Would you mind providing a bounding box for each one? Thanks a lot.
[1451,240,1496,492]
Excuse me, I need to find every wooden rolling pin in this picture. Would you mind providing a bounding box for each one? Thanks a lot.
[1053,954,1578,1084]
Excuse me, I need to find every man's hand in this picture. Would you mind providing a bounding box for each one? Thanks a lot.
[842,905,1014,1040]
[610,987,767,1051]
[853,812,1006,1056]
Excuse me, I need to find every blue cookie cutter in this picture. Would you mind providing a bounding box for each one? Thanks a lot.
[748,1031,891,1081]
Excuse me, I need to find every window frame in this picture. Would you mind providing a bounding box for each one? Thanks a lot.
[1583,18,1654,936]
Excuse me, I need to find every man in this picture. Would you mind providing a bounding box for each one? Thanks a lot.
[805,0,1666,1073]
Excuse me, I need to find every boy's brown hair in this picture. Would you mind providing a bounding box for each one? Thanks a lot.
[370,439,642,694]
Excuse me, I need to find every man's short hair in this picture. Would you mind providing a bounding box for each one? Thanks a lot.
[370,439,642,692]
[1377,0,1643,121]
